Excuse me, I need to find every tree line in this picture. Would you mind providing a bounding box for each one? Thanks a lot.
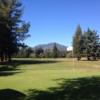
[73,25,100,61]
[15,43,67,58]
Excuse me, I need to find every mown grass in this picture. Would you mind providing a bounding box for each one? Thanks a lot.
[0,58,100,100]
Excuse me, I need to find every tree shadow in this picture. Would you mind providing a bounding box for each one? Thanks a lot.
[0,59,59,76]
[12,59,59,66]
[0,59,59,68]
[26,76,100,100]
[0,71,21,76]
[0,65,21,77]
[0,89,26,100]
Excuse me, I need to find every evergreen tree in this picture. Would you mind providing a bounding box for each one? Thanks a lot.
[96,43,100,59]
[35,48,44,58]
[73,25,83,60]
[0,0,30,62]
[44,49,52,58]
[83,29,99,60]
[52,43,58,58]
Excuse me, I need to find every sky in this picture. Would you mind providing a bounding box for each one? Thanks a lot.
[22,0,100,47]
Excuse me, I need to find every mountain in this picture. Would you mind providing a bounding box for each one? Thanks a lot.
[34,43,67,52]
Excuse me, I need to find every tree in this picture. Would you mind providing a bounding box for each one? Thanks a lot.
[96,43,100,59]
[52,43,58,58]
[83,29,99,60]
[0,0,30,62]
[35,48,44,58]
[73,25,83,60]
[44,49,52,58]
[26,47,33,58]
[15,46,33,58]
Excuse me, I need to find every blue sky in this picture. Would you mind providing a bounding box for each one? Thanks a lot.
[22,0,100,47]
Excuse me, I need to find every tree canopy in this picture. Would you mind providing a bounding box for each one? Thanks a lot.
[73,25,100,61]
[0,0,30,62]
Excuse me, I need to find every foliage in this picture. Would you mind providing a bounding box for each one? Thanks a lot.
[34,48,44,58]
[0,0,30,62]
[66,51,73,58]
[15,46,33,58]
[52,43,59,58]
[73,25,100,60]
[73,25,83,60]
[82,29,99,60]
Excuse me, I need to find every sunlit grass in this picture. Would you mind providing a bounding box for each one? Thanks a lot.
[0,58,100,94]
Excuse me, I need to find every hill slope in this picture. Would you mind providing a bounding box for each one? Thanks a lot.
[34,43,67,52]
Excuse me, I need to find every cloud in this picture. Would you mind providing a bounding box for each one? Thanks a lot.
[67,46,73,51]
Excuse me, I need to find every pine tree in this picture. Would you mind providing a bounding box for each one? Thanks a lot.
[52,43,58,58]
[0,0,30,62]
[73,25,83,60]
[83,29,99,60]
[35,48,44,58]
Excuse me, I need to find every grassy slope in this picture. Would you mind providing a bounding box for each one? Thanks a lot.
[0,58,100,94]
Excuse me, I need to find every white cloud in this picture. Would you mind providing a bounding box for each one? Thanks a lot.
[67,46,73,51]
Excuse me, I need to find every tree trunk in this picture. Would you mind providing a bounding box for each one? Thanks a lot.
[8,55,11,62]
[77,56,81,61]
[87,56,91,61]
[92,55,96,61]
[0,52,4,62]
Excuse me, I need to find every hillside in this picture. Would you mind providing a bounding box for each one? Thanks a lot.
[34,43,67,52]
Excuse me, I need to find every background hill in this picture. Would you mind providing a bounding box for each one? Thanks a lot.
[34,43,67,52]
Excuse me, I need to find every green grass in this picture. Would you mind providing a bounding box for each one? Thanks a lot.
[0,58,100,95]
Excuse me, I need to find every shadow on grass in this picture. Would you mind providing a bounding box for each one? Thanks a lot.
[0,71,21,76]
[0,59,58,76]
[0,65,21,76]
[12,59,58,66]
[0,59,59,67]
[26,76,100,100]
[0,59,58,66]
[0,89,26,100]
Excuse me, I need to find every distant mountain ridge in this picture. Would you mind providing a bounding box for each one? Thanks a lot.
[33,43,67,52]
